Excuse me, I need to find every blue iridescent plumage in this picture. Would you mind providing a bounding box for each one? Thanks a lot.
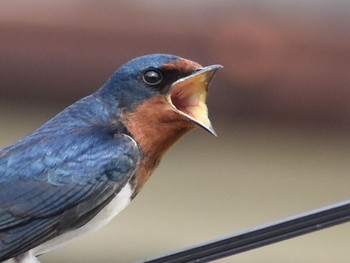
[0,94,140,259]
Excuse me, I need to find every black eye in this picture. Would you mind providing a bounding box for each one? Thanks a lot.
[143,69,162,85]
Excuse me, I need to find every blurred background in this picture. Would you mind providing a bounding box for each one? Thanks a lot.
[1,0,350,262]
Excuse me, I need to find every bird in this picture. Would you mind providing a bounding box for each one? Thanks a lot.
[0,54,222,262]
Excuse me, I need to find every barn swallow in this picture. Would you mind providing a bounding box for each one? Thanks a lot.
[0,54,222,262]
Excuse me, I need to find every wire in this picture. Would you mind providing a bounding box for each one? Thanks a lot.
[142,200,350,263]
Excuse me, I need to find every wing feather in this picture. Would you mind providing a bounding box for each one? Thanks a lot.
[0,127,139,260]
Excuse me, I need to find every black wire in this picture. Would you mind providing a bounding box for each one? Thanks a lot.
[142,200,350,263]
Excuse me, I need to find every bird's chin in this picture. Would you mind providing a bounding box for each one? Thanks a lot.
[167,65,222,136]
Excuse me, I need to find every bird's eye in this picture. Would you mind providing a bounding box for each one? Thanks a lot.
[143,69,162,85]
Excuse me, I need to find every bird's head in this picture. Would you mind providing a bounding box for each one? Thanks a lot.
[99,54,222,161]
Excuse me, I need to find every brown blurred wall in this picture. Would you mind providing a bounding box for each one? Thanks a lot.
[0,0,349,129]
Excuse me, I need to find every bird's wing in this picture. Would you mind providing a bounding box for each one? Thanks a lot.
[0,128,139,260]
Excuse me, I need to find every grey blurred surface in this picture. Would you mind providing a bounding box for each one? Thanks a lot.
[1,102,350,262]
[1,0,350,262]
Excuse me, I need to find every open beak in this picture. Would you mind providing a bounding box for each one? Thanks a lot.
[167,65,223,136]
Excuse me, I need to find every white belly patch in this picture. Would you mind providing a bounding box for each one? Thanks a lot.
[31,183,133,256]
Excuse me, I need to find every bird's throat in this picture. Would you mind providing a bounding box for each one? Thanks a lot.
[122,96,194,192]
